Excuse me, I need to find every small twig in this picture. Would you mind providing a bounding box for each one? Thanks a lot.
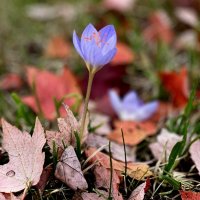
[121,128,127,194]
[108,141,113,200]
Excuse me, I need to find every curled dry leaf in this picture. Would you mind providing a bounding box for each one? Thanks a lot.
[22,66,81,120]
[0,118,46,193]
[128,179,150,200]
[45,36,71,58]
[46,105,88,155]
[94,165,123,200]
[189,140,200,175]
[108,120,157,146]
[85,148,152,180]
[179,190,200,200]
[149,128,182,161]
[85,134,136,162]
[55,146,88,190]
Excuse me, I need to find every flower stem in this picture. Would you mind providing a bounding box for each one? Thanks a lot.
[80,70,95,141]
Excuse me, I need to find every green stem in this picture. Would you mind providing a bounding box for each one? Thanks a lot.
[80,71,95,140]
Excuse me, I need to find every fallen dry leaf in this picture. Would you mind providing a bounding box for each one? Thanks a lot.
[55,146,88,190]
[0,193,20,200]
[85,148,152,180]
[189,140,200,175]
[159,67,189,107]
[46,105,88,155]
[107,120,157,146]
[143,10,174,44]
[0,118,46,192]
[128,180,150,200]
[111,42,135,65]
[85,134,136,162]
[180,190,200,200]
[149,128,182,161]
[45,36,71,58]
[94,165,123,200]
[22,66,81,120]
[0,74,23,91]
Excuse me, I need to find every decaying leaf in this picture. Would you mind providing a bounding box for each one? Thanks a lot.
[128,180,150,200]
[180,190,200,200]
[85,148,152,180]
[0,193,20,200]
[94,165,123,200]
[85,134,136,162]
[22,66,81,120]
[159,67,189,107]
[55,146,88,190]
[108,120,157,146]
[189,140,200,175]
[149,128,182,161]
[0,118,46,192]
[81,191,106,200]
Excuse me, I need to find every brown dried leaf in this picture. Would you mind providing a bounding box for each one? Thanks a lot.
[0,118,46,192]
[85,148,152,180]
[55,146,88,190]
[189,140,200,175]
[108,120,157,146]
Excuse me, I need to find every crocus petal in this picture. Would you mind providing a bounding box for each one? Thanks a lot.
[73,31,84,59]
[99,25,117,54]
[80,24,98,60]
[123,91,142,108]
[108,89,122,114]
[93,48,117,67]
[134,101,158,121]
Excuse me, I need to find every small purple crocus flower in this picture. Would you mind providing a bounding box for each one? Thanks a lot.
[73,23,117,71]
[109,90,158,121]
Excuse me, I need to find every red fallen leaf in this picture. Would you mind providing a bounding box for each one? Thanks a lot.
[111,42,134,65]
[0,73,23,90]
[45,36,71,58]
[143,11,174,44]
[180,190,200,200]
[107,120,157,146]
[159,67,189,107]
[22,66,81,120]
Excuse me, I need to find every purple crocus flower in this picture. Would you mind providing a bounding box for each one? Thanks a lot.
[109,90,158,121]
[73,23,117,70]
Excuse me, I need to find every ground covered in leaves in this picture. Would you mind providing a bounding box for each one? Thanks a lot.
[1,0,200,199]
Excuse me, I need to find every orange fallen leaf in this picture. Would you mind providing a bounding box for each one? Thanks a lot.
[45,36,71,58]
[0,73,23,90]
[107,120,157,146]
[111,42,134,65]
[159,67,189,107]
[180,190,200,200]
[85,147,152,180]
[22,66,81,120]
[143,11,174,44]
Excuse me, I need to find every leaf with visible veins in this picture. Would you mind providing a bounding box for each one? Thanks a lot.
[0,118,46,193]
